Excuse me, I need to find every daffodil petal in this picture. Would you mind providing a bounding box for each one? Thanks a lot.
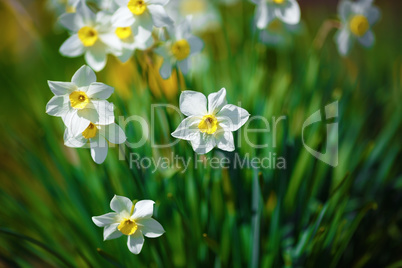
[146,0,169,5]
[147,5,173,27]
[59,12,84,32]
[110,195,133,213]
[275,0,300,25]
[215,130,235,152]
[112,7,135,27]
[159,59,172,79]
[335,27,353,56]
[103,223,122,240]
[101,123,127,144]
[171,116,201,141]
[338,0,352,22]
[256,3,270,29]
[207,88,227,115]
[188,36,203,55]
[127,230,144,254]
[64,129,87,148]
[86,82,114,99]
[72,65,97,87]
[190,132,215,155]
[177,58,190,74]
[60,34,85,57]
[366,6,381,25]
[137,218,165,238]
[357,30,374,48]
[179,90,208,117]
[85,49,107,72]
[90,135,108,164]
[62,110,91,137]
[48,81,77,96]
[216,104,250,131]
[46,95,70,117]
[92,212,118,227]
[76,0,96,25]
[133,200,155,219]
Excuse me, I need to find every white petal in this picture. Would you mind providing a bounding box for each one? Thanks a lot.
[366,6,380,25]
[90,134,108,164]
[127,231,144,254]
[275,0,300,25]
[62,110,91,136]
[116,0,129,6]
[59,13,84,32]
[77,100,114,125]
[335,27,353,56]
[72,65,97,87]
[99,33,122,55]
[59,34,85,57]
[48,81,77,96]
[188,36,203,55]
[132,200,155,220]
[179,90,207,117]
[147,5,173,27]
[216,104,250,131]
[146,0,169,5]
[207,88,227,115]
[46,95,70,117]
[137,218,165,238]
[76,0,96,25]
[215,130,235,152]
[85,49,107,72]
[110,195,133,213]
[177,58,189,74]
[357,30,374,48]
[103,223,122,240]
[171,116,201,141]
[86,82,114,99]
[92,212,118,227]
[160,59,172,79]
[256,3,270,29]
[338,0,352,22]
[112,7,135,27]
[101,123,127,144]
[190,132,215,154]
[64,128,87,148]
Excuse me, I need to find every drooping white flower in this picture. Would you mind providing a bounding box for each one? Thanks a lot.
[252,0,301,29]
[64,122,126,164]
[154,17,203,79]
[46,65,115,137]
[92,195,165,254]
[171,88,250,154]
[335,0,380,56]
[59,0,122,71]
[111,0,173,34]
[114,24,154,63]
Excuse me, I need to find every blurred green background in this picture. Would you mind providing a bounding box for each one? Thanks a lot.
[0,0,401,267]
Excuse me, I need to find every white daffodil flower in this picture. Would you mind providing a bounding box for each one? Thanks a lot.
[92,195,165,254]
[335,0,380,56]
[114,24,154,63]
[111,0,173,34]
[154,18,203,79]
[59,0,122,71]
[171,88,250,154]
[46,65,115,137]
[64,122,126,164]
[252,0,301,29]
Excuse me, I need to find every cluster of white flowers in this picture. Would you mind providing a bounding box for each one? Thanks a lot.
[57,0,204,76]
[46,65,126,164]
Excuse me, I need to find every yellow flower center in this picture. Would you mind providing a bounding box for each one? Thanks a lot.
[78,26,98,47]
[127,0,147,15]
[171,39,191,61]
[198,115,218,134]
[82,123,97,139]
[115,27,132,39]
[272,0,285,4]
[118,218,138,236]
[69,91,89,109]
[349,15,369,37]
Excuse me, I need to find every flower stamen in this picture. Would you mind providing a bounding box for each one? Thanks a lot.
[349,15,369,37]
[115,27,132,39]
[198,115,218,134]
[82,123,97,139]
[69,91,89,109]
[171,39,191,61]
[118,218,138,235]
[128,0,147,15]
[78,26,98,47]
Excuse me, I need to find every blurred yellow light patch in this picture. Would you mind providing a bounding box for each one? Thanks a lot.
[82,123,97,139]
[115,27,132,39]
[171,39,190,61]
[180,0,206,14]
[78,26,98,47]
[118,218,138,235]
[128,0,147,15]
[69,91,89,109]
[198,115,218,134]
[349,15,369,37]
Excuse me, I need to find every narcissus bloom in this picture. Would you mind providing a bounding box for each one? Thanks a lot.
[64,122,126,164]
[335,0,380,56]
[154,18,203,79]
[111,0,173,32]
[46,65,115,137]
[59,0,122,71]
[172,88,250,154]
[252,0,300,29]
[114,25,154,63]
[92,195,165,254]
